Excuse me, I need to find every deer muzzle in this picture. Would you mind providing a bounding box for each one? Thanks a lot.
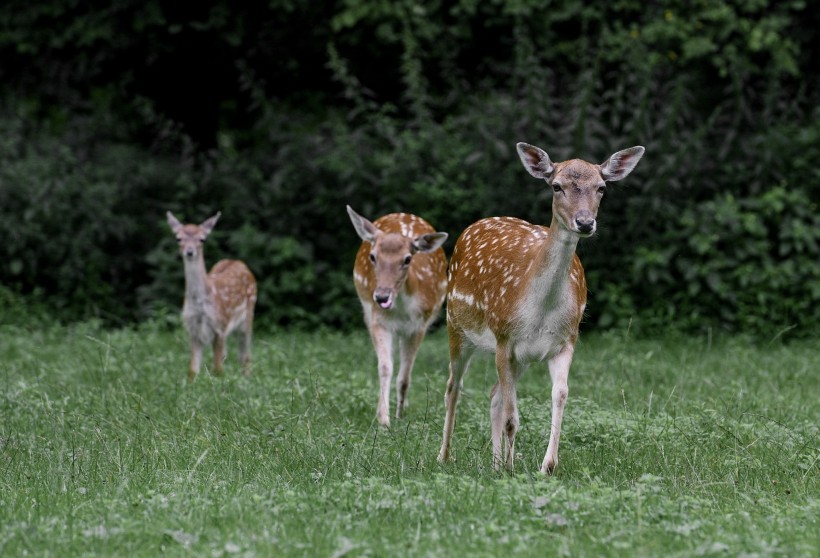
[373,288,394,309]
[573,211,596,236]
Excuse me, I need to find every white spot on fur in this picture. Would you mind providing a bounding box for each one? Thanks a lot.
[450,289,475,307]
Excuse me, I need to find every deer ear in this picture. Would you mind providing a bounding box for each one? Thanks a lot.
[600,146,645,182]
[199,212,221,237]
[167,211,183,234]
[413,232,448,253]
[516,142,554,179]
[347,205,380,243]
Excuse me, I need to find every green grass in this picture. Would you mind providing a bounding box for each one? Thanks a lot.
[1,320,817,557]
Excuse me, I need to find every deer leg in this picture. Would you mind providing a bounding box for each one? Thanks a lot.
[438,332,473,464]
[238,314,253,377]
[189,341,203,382]
[541,346,573,474]
[492,343,520,471]
[489,382,502,468]
[369,324,394,426]
[212,336,226,376]
[395,330,425,419]
[236,328,250,377]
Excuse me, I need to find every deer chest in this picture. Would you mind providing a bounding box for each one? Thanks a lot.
[182,302,219,344]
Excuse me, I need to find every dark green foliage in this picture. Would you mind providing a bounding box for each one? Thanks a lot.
[0,107,188,323]
[0,1,817,336]
[601,184,820,334]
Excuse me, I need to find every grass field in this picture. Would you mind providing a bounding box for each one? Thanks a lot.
[0,319,817,557]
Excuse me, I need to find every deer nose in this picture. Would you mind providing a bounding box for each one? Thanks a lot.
[184,247,196,258]
[575,215,595,234]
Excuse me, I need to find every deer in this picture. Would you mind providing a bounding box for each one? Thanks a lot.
[346,205,449,427]
[437,142,645,474]
[166,211,257,382]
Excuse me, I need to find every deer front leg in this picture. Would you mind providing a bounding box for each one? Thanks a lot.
[369,324,394,426]
[396,330,425,419]
[541,346,573,474]
[212,336,226,376]
[189,341,203,382]
[491,342,520,471]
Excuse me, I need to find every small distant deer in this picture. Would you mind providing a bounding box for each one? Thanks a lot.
[347,206,449,427]
[166,211,257,382]
[438,142,645,473]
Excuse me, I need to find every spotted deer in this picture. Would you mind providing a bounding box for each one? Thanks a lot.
[438,142,645,473]
[167,211,257,382]
[347,206,449,426]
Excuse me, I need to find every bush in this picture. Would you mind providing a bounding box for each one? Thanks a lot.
[589,114,820,337]
[615,186,820,336]
[1,2,818,338]
[0,108,188,323]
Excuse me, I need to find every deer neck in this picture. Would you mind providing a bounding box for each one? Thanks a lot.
[183,255,212,306]
[403,269,419,297]
[526,216,579,308]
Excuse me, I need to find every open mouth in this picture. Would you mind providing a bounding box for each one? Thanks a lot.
[375,293,394,309]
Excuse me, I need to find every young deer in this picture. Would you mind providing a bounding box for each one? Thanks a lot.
[438,142,645,473]
[347,206,449,427]
[167,211,257,382]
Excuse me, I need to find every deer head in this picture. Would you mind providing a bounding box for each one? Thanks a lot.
[516,143,645,237]
[347,205,447,309]
[167,211,221,261]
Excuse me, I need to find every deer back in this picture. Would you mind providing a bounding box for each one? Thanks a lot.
[208,259,257,327]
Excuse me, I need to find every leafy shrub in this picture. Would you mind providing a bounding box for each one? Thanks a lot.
[0,108,190,323]
[1,2,818,338]
[618,187,820,335]
[590,114,820,337]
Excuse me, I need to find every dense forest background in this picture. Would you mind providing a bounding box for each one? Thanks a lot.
[1,0,818,337]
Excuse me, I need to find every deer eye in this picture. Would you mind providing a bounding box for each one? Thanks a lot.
[369,253,376,263]
[403,255,412,266]
[597,185,606,195]
[552,183,563,193]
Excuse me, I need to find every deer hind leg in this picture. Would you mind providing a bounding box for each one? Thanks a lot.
[438,332,474,464]
[395,329,425,419]
[541,346,573,474]
[212,335,226,376]
[369,324,394,426]
[491,343,521,471]
[238,311,254,377]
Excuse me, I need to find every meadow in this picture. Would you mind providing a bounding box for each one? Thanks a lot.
[0,319,817,557]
